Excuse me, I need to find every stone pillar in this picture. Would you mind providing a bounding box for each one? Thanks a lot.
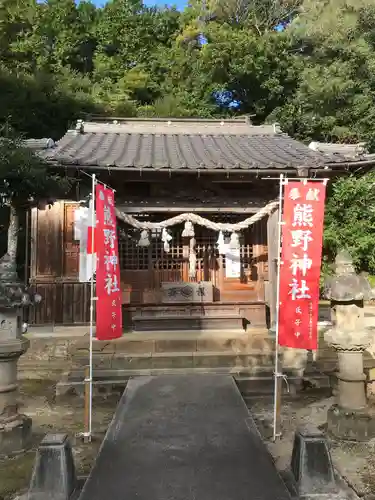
[324,251,375,441]
[0,324,32,456]
[336,350,367,410]
[0,255,41,456]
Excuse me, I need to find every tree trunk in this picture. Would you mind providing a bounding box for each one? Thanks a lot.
[7,205,19,264]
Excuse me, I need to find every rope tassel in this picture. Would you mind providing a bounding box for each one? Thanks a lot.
[189,237,196,278]
[216,231,226,255]
[182,220,195,237]
[161,228,172,253]
[138,229,150,247]
[229,232,240,250]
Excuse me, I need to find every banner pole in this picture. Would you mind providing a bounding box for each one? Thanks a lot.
[85,173,96,443]
[272,173,284,442]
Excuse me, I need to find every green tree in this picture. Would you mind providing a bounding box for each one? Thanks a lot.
[0,68,101,139]
[323,172,375,274]
[187,0,301,32]
[273,0,375,143]
[93,1,179,80]
[0,127,71,266]
[7,0,99,73]
[152,22,297,120]
[0,0,38,70]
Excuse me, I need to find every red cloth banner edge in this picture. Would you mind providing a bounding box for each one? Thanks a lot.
[95,185,123,341]
[277,181,326,350]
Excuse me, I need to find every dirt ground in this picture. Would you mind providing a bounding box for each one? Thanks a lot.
[0,380,120,500]
[2,382,375,500]
[249,393,375,499]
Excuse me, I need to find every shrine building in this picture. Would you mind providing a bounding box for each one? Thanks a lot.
[27,117,369,333]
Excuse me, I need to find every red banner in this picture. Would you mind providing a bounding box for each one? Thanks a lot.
[95,185,122,340]
[278,182,326,350]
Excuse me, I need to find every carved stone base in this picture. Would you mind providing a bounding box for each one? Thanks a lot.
[327,404,375,442]
[0,414,32,457]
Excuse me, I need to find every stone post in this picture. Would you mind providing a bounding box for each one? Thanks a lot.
[323,250,375,441]
[0,254,41,456]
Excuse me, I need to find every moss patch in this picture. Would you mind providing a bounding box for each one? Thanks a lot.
[0,451,35,500]
[0,380,120,500]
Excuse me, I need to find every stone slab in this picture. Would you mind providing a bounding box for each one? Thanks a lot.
[132,315,244,332]
[161,281,213,303]
[0,415,32,457]
[327,404,375,441]
[78,375,291,500]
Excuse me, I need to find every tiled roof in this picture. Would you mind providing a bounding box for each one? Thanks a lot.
[309,141,375,162]
[42,118,331,171]
[24,138,55,151]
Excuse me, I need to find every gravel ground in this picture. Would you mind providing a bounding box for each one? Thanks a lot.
[249,393,375,499]
[1,382,375,500]
[0,380,121,500]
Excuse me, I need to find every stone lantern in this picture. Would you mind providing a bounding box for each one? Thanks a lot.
[323,250,375,441]
[0,253,41,456]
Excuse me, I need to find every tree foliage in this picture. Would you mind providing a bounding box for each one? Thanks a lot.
[1,0,374,143]
[0,0,375,271]
[0,128,71,209]
[324,172,375,274]
[274,0,375,144]
[0,125,71,266]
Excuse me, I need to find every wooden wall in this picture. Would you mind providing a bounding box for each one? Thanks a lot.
[29,201,91,325]
[29,201,269,326]
[119,218,268,305]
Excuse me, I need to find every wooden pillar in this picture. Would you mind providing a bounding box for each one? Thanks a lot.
[267,209,279,332]
[182,237,189,281]
[252,243,264,301]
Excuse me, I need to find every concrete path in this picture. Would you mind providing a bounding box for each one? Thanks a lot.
[78,375,292,500]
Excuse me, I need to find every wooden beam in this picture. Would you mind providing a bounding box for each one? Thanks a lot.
[198,178,228,197]
[30,208,38,281]
[80,171,259,184]
[116,205,265,214]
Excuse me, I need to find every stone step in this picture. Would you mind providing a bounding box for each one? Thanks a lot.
[69,329,273,355]
[19,329,275,378]
[19,328,341,382]
[236,370,331,397]
[55,366,331,400]
[132,315,246,332]
[71,349,276,372]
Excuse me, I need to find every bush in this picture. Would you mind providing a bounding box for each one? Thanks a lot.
[323,172,375,274]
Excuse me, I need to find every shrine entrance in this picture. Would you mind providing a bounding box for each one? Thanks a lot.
[117,213,269,332]
[28,116,337,328]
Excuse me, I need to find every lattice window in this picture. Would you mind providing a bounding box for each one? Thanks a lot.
[243,230,254,269]
[197,214,255,274]
[117,213,266,277]
[151,227,184,271]
[193,225,218,281]
[118,226,149,270]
